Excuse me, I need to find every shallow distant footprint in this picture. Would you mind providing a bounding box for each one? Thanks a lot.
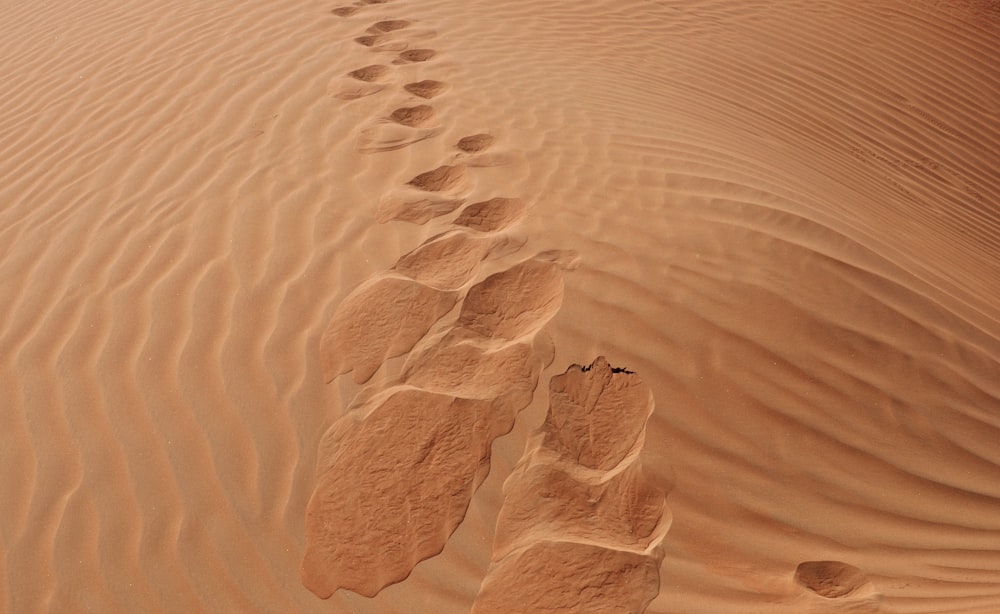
[356,105,440,153]
[453,133,517,167]
[404,80,448,99]
[375,164,471,223]
[330,6,358,16]
[353,34,407,51]
[456,133,495,153]
[330,64,391,99]
[394,49,436,64]
[368,19,410,33]
[347,64,390,82]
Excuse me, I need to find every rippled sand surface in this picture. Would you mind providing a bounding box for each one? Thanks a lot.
[2,0,998,612]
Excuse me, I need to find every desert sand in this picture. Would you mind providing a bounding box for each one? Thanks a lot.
[2,0,999,612]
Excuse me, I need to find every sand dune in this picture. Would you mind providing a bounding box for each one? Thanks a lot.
[2,0,998,612]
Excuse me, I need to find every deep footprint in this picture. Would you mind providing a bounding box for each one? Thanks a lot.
[492,461,669,561]
[402,340,542,401]
[302,389,515,598]
[474,358,668,614]
[320,277,457,384]
[473,541,662,614]
[454,197,527,233]
[392,229,515,290]
[541,356,654,470]
[404,80,448,99]
[451,253,575,343]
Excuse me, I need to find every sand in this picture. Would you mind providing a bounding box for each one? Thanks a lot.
[1,0,998,612]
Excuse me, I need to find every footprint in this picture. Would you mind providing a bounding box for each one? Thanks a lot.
[356,107,439,153]
[402,340,541,401]
[492,461,669,561]
[331,6,359,16]
[391,229,519,290]
[473,358,668,614]
[795,561,875,599]
[389,104,436,127]
[451,254,574,343]
[453,197,527,233]
[404,79,448,99]
[375,196,465,224]
[302,388,513,598]
[319,277,457,384]
[375,165,470,222]
[357,124,439,154]
[452,133,518,167]
[408,164,468,192]
[394,49,436,64]
[354,35,380,47]
[367,19,410,33]
[541,357,654,470]
[472,541,662,614]
[456,133,495,153]
[348,64,390,82]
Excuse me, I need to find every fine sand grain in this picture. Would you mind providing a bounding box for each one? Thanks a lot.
[1,0,998,612]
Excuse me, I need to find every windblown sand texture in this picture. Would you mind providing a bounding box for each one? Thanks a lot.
[2,0,999,612]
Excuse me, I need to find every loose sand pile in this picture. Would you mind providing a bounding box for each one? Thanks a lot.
[1,0,998,612]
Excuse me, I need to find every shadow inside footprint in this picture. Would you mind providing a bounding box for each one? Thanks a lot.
[457,133,495,153]
[408,164,467,192]
[404,80,448,99]
[348,64,390,82]
[795,561,874,599]
[390,105,436,127]
[395,49,436,63]
[368,19,410,33]
[454,197,527,233]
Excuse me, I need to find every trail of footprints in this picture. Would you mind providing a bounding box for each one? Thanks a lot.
[304,3,669,609]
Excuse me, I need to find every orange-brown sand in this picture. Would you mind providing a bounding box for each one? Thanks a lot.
[2,0,999,612]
